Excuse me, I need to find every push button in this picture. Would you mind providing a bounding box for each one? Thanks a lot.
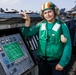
[0,47,3,51]
[7,64,10,68]
[13,68,17,72]
[3,57,9,65]
[2,53,5,57]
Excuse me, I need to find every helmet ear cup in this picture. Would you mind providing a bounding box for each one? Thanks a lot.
[40,12,44,19]
[54,6,60,15]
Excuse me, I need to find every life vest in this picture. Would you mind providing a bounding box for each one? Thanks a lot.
[37,20,64,60]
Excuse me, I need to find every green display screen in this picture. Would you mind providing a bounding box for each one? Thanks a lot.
[3,42,24,62]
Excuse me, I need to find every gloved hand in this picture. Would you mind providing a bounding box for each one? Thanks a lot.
[60,34,67,43]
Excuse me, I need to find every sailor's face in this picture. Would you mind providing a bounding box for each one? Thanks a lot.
[43,9,55,22]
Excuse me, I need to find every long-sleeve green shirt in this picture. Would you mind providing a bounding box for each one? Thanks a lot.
[21,19,72,68]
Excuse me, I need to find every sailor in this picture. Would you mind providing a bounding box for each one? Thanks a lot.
[21,1,72,75]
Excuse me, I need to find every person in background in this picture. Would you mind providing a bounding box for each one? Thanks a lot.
[21,1,72,75]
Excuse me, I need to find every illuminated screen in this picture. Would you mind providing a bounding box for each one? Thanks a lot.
[3,42,24,62]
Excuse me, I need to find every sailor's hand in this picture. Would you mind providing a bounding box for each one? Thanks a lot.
[61,34,67,43]
[21,12,30,21]
[21,12,30,27]
[55,64,63,71]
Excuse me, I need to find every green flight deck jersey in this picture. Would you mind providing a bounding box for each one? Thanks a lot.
[21,19,72,68]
